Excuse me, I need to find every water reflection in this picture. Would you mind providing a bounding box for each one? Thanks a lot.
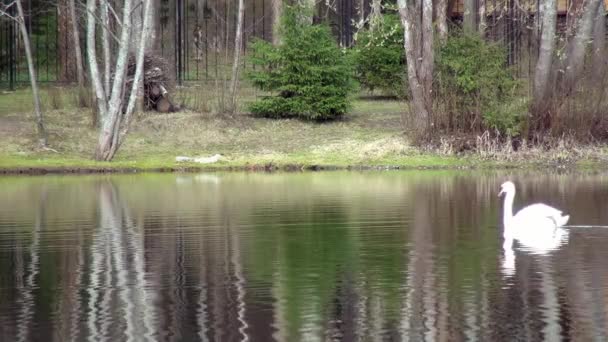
[0,172,608,341]
[89,181,155,342]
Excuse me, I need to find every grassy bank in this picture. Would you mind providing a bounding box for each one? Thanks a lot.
[1,88,607,173]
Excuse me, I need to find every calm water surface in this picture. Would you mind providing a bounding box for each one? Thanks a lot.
[1,171,608,341]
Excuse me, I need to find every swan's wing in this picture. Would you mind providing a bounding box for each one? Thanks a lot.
[514,203,569,226]
[515,203,563,218]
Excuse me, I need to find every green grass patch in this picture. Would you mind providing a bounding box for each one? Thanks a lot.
[1,87,606,173]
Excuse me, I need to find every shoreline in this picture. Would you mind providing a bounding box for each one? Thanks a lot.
[2,98,606,176]
[0,158,601,175]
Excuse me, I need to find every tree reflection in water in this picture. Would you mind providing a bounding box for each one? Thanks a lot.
[0,172,607,341]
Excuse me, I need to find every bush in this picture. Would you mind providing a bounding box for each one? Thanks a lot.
[247,7,357,120]
[352,14,407,98]
[435,34,523,136]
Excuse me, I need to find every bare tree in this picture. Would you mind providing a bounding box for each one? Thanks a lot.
[561,0,602,94]
[463,0,477,33]
[100,0,111,93]
[57,0,77,82]
[272,0,283,45]
[532,0,557,108]
[68,0,85,87]
[358,0,366,25]
[370,0,382,30]
[436,0,448,42]
[591,1,606,82]
[229,0,245,113]
[446,0,458,20]
[299,0,316,24]
[478,0,486,36]
[398,0,434,138]
[0,0,48,147]
[86,0,154,161]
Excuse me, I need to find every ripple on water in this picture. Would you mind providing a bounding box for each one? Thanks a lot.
[1,172,608,341]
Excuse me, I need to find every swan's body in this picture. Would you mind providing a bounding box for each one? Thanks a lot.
[499,181,569,253]
[511,203,570,228]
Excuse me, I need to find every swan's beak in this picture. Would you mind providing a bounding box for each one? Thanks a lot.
[498,189,504,197]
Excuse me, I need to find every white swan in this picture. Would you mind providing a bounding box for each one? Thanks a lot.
[499,181,570,253]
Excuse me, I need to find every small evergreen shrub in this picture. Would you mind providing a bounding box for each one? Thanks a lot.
[352,14,407,98]
[247,7,356,120]
[435,34,523,136]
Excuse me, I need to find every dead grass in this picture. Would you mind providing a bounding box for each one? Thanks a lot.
[1,86,607,171]
[434,131,608,166]
[0,89,416,168]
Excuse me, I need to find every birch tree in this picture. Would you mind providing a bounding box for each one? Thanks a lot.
[532,0,557,109]
[86,0,154,161]
[370,0,382,30]
[478,0,486,36]
[229,0,245,112]
[272,0,283,45]
[397,0,434,138]
[436,0,448,42]
[463,0,477,33]
[591,1,606,82]
[357,0,366,28]
[0,0,47,147]
[299,0,316,24]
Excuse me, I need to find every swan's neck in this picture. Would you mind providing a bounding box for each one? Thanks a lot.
[503,190,515,230]
[502,190,515,251]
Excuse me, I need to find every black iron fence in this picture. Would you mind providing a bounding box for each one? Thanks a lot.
[1,0,60,89]
[4,0,600,90]
[0,0,370,89]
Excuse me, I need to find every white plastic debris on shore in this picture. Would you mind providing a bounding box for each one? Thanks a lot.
[176,154,223,164]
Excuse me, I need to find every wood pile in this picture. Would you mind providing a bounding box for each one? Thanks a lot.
[125,54,178,113]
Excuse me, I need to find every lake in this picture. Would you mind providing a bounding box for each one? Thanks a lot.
[1,171,608,341]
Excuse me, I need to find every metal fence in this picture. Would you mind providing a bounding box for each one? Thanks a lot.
[3,0,601,90]
[1,0,60,89]
[0,0,370,89]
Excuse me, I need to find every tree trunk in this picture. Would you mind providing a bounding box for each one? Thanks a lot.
[370,0,382,31]
[447,0,458,19]
[57,0,76,83]
[532,0,557,108]
[101,0,111,94]
[300,0,316,24]
[436,0,448,42]
[398,0,433,138]
[87,0,153,161]
[272,0,283,45]
[153,0,163,53]
[591,1,606,82]
[127,0,145,116]
[130,0,143,51]
[68,0,85,87]
[561,0,602,93]
[358,0,366,23]
[464,0,477,33]
[125,0,154,119]
[87,0,108,118]
[94,0,134,161]
[229,0,245,113]
[15,0,47,147]
[478,0,486,36]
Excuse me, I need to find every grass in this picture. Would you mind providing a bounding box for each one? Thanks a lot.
[1,87,607,173]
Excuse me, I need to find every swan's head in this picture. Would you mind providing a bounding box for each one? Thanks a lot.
[498,181,515,197]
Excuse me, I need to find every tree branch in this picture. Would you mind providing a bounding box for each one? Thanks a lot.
[0,1,19,22]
